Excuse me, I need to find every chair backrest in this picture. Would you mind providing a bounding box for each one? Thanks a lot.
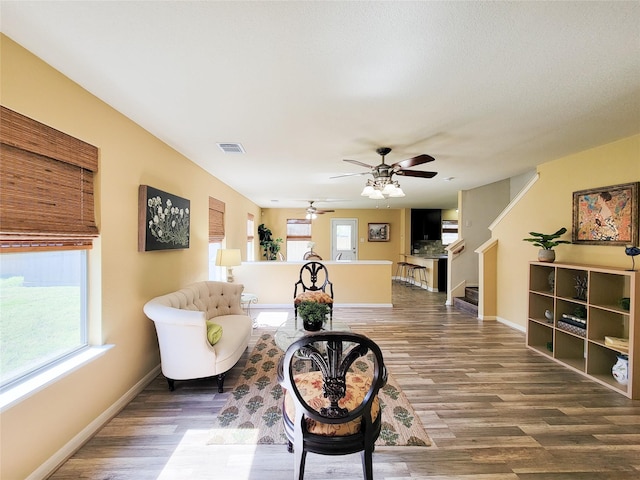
[294,261,333,297]
[303,251,322,260]
[280,331,387,428]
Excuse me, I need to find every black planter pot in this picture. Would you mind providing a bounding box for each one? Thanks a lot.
[302,319,323,331]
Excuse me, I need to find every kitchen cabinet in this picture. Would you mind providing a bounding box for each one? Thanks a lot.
[411,209,441,243]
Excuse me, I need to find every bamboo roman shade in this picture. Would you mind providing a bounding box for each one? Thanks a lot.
[287,219,312,240]
[209,197,225,242]
[0,106,99,251]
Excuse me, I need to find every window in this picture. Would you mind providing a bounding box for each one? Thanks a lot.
[442,220,459,245]
[247,213,255,261]
[286,219,311,261]
[0,251,87,387]
[208,197,225,280]
[0,107,98,390]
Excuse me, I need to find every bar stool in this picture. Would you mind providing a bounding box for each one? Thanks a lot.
[394,261,409,283]
[404,263,418,286]
[409,265,428,289]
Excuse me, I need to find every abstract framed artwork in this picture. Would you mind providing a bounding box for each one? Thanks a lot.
[368,223,390,242]
[138,185,190,251]
[572,182,638,246]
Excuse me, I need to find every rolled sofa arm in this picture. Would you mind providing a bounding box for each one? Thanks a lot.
[143,301,206,327]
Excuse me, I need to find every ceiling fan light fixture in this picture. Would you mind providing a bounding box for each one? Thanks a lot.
[361,184,375,196]
[369,189,385,200]
[389,184,405,197]
[381,182,397,195]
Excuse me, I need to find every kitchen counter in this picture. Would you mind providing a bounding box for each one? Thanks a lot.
[403,254,447,292]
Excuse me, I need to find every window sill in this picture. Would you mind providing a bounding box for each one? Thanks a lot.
[0,345,113,412]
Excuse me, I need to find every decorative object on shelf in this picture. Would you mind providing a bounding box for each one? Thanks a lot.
[297,300,329,331]
[523,227,571,262]
[548,271,555,292]
[605,336,629,354]
[612,355,629,385]
[215,249,241,282]
[368,223,390,242]
[544,309,554,323]
[574,275,588,300]
[572,182,639,246]
[625,245,640,271]
[138,185,190,252]
[573,305,587,319]
[546,341,553,352]
[618,297,630,311]
[258,223,283,260]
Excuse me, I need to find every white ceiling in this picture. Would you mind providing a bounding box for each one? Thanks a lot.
[2,1,639,211]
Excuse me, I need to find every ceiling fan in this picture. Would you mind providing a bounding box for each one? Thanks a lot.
[334,147,437,181]
[331,147,437,199]
[306,201,334,219]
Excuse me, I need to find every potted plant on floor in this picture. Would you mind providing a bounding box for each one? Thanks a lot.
[258,223,283,261]
[297,301,329,331]
[523,227,571,263]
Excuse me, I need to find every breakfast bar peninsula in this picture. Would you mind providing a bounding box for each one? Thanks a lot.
[233,260,392,307]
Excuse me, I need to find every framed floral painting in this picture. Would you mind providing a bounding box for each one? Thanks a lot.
[572,182,638,246]
[138,185,190,251]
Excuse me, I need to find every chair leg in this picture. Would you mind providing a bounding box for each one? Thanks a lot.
[217,373,226,393]
[167,378,175,391]
[361,448,374,480]
[294,447,307,480]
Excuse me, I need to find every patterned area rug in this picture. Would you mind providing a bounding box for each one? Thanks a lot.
[208,332,431,446]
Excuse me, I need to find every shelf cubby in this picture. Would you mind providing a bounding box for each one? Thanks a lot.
[527,262,638,399]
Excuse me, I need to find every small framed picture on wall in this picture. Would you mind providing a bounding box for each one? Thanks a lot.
[368,223,390,242]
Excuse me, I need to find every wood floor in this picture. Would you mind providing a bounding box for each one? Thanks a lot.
[49,284,640,479]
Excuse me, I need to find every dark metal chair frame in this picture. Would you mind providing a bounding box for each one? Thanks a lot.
[278,331,387,480]
[293,261,334,319]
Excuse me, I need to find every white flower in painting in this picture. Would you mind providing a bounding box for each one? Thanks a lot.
[146,192,190,246]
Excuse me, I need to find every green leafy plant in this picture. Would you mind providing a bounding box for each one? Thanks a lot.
[522,227,571,250]
[297,301,329,330]
[258,223,283,260]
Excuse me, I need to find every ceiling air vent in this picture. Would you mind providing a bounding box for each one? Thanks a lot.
[217,143,245,154]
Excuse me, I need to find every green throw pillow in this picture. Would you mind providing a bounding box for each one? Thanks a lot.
[206,321,223,345]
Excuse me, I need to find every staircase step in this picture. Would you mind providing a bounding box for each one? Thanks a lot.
[465,286,479,303]
[453,296,478,316]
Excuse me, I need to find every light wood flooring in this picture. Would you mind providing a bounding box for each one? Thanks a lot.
[49,284,640,479]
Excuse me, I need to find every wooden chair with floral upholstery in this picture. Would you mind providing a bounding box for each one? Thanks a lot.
[293,261,334,320]
[278,331,387,480]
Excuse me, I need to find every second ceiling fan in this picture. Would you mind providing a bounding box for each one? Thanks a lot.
[306,201,334,219]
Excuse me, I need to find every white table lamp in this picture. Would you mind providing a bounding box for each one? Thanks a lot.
[215,249,242,282]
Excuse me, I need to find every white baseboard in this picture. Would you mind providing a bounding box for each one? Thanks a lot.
[29,365,161,480]
[497,316,526,333]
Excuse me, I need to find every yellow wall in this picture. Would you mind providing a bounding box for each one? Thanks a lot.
[234,261,392,304]
[0,35,261,479]
[492,134,640,329]
[260,207,404,265]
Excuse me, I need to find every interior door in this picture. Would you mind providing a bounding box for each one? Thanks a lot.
[331,219,358,261]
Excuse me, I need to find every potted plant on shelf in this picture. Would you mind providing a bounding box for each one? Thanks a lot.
[523,227,571,263]
[297,301,329,331]
[258,223,283,261]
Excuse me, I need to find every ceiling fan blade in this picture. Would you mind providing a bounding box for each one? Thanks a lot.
[343,159,375,169]
[395,169,438,178]
[391,154,435,169]
[330,172,370,179]
[316,209,335,214]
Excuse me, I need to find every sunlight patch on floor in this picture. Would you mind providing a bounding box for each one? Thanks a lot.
[156,429,258,480]
[254,311,289,328]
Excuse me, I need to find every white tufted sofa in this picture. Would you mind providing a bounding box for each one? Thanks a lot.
[143,281,252,392]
